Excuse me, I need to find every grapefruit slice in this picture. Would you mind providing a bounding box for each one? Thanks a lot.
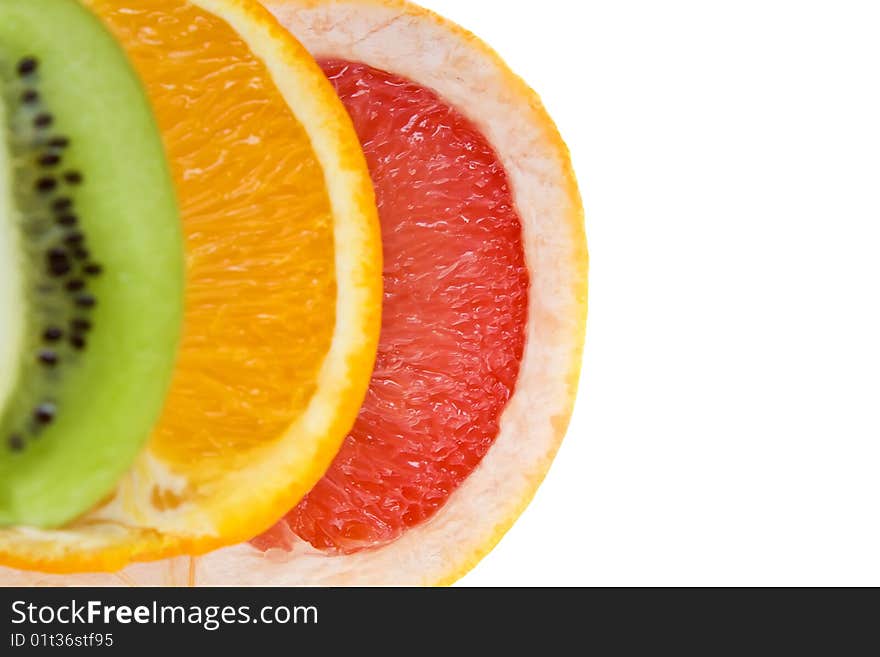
[0,0,585,585]
[0,0,381,574]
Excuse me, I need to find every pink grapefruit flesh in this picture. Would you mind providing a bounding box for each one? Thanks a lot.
[252,60,530,554]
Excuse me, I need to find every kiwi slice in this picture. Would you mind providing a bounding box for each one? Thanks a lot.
[0,0,184,528]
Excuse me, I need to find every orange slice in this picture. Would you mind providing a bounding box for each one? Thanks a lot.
[0,0,381,574]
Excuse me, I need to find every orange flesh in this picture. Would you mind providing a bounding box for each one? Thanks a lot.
[85,1,336,478]
[254,61,529,554]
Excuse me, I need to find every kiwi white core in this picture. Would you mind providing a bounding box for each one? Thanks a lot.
[0,98,25,421]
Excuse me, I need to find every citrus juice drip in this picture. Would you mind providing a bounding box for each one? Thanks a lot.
[86,1,336,478]
[254,60,529,554]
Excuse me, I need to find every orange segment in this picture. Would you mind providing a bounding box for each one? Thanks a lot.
[86,0,336,472]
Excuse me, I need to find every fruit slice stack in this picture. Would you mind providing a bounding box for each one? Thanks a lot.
[0,0,586,586]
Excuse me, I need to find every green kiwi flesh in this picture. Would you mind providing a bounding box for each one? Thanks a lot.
[0,0,184,528]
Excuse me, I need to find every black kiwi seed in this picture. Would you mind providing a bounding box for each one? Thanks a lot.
[43,327,64,342]
[21,89,38,104]
[64,171,83,185]
[75,293,96,309]
[33,403,56,425]
[46,249,71,276]
[49,259,71,276]
[33,113,53,129]
[35,177,57,193]
[38,350,59,367]
[8,435,25,452]
[64,232,84,246]
[56,213,77,227]
[71,318,92,332]
[72,247,89,260]
[48,136,69,149]
[47,259,71,277]
[84,263,103,276]
[70,335,86,351]
[52,197,72,213]
[17,57,38,77]
[65,279,85,292]
[38,153,61,168]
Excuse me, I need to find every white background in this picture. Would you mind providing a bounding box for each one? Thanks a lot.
[418,0,880,586]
